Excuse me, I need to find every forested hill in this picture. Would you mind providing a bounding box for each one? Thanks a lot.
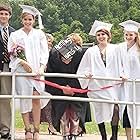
[2,0,140,44]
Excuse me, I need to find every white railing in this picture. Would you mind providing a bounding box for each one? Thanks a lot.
[0,72,139,140]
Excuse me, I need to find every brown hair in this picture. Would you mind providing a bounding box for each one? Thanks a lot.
[97,29,112,42]
[67,33,83,47]
[0,4,12,15]
[21,12,35,19]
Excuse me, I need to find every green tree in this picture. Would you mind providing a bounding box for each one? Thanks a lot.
[6,0,140,44]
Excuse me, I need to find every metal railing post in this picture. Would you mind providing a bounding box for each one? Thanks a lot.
[11,74,16,140]
[132,80,137,140]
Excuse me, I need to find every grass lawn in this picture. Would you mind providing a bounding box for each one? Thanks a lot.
[15,110,126,135]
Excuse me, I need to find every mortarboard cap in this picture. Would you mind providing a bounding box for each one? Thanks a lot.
[19,4,44,29]
[54,37,82,60]
[119,20,140,33]
[89,20,113,36]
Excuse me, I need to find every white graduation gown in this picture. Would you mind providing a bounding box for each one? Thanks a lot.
[77,44,120,124]
[118,42,140,128]
[8,28,50,113]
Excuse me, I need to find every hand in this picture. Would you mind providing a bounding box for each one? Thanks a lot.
[85,73,93,79]
[120,75,128,81]
[11,43,17,49]
[36,65,45,75]
[63,85,75,96]
[20,60,32,73]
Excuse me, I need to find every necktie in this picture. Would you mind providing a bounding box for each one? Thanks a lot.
[3,27,10,63]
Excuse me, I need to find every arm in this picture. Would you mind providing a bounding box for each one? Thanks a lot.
[38,30,49,75]
[77,49,92,89]
[8,32,21,70]
[117,44,128,81]
[8,32,32,72]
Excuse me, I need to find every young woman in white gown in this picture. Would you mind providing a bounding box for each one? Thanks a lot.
[8,5,49,140]
[77,20,120,140]
[118,20,140,140]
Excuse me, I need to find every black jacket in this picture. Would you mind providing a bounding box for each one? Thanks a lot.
[0,26,15,71]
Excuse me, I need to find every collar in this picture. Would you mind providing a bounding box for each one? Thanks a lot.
[0,24,9,31]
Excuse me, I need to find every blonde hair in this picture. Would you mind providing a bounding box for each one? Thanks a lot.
[135,32,140,51]
[45,33,54,42]
[67,33,83,46]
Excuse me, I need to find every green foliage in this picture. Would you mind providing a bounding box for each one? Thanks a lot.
[9,1,21,29]
[5,0,140,44]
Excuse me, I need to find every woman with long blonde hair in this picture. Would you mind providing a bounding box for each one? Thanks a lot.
[118,20,140,140]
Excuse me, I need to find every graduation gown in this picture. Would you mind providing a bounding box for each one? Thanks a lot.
[45,48,89,132]
[118,42,140,128]
[77,44,120,124]
[8,28,49,113]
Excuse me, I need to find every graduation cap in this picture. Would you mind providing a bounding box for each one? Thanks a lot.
[19,4,44,29]
[119,20,140,33]
[54,37,82,60]
[89,20,113,36]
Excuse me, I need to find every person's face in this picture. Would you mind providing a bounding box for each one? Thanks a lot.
[47,38,53,50]
[0,10,11,26]
[22,14,35,30]
[96,31,109,44]
[124,31,137,44]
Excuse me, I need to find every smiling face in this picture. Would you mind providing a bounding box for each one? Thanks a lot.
[21,13,35,30]
[0,10,11,26]
[96,30,109,44]
[124,30,137,45]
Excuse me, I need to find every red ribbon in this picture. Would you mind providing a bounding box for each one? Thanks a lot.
[33,78,123,94]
